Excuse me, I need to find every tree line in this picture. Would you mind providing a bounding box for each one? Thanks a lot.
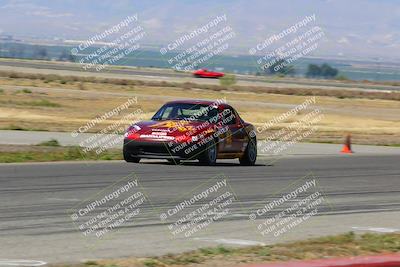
[305,63,338,78]
[0,44,75,62]
[259,58,340,79]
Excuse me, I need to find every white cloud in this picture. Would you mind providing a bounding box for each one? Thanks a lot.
[1,0,45,10]
[63,25,80,31]
[382,34,394,41]
[337,37,349,44]
[1,0,73,18]
[27,10,73,18]
[143,18,162,30]
[255,25,265,32]
[346,33,361,39]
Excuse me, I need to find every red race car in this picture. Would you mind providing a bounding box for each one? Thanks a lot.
[123,100,257,165]
[193,69,224,78]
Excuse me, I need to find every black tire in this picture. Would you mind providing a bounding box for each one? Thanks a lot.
[239,138,257,166]
[199,139,217,165]
[123,148,140,163]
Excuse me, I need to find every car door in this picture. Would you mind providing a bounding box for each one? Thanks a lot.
[218,107,246,153]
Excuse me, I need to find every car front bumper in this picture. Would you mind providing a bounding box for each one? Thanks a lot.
[123,139,205,160]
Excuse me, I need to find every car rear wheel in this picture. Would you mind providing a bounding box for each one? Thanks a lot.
[123,148,140,163]
[239,138,257,166]
[199,139,217,165]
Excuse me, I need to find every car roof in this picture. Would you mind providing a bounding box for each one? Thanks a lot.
[165,99,230,108]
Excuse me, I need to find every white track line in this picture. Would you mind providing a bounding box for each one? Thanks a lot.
[194,237,265,246]
[0,260,47,266]
[352,226,400,233]
[47,198,80,202]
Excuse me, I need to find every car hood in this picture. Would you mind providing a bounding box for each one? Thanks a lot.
[127,120,215,140]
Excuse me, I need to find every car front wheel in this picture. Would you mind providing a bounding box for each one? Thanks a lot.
[123,148,140,163]
[199,139,217,165]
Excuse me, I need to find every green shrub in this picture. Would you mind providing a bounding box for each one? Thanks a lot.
[5,124,25,130]
[336,75,349,81]
[30,99,61,107]
[142,259,160,267]
[219,74,237,87]
[37,139,60,147]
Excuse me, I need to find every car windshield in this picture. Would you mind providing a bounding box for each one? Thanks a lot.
[152,103,218,122]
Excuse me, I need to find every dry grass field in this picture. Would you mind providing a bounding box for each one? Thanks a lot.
[0,71,399,145]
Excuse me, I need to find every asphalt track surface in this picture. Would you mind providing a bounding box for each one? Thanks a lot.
[1,153,399,264]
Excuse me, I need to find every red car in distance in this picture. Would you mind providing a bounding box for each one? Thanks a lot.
[123,100,257,166]
[193,69,225,78]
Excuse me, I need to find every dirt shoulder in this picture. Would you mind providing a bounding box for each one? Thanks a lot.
[49,232,400,267]
[0,144,122,163]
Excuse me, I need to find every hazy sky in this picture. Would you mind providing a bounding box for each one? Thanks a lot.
[0,0,399,60]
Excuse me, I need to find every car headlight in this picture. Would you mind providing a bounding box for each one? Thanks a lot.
[124,125,141,137]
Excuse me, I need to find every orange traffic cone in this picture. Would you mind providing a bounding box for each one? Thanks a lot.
[341,134,353,154]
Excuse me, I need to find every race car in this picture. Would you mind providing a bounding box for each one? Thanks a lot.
[123,100,257,165]
[193,69,225,78]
